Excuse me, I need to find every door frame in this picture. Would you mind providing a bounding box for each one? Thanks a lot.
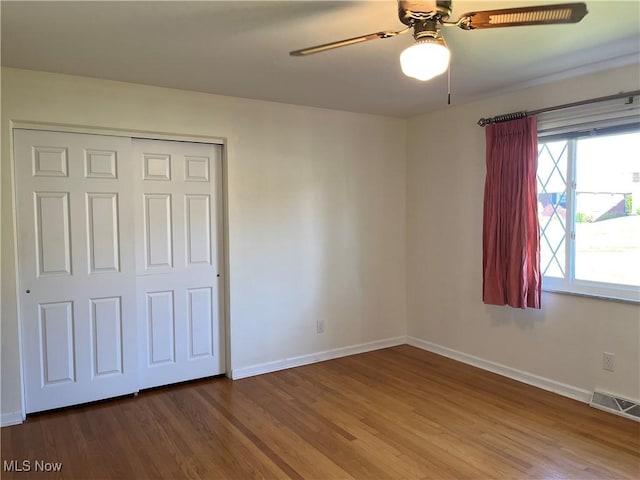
[10,120,232,421]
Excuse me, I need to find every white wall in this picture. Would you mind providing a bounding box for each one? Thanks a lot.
[1,68,407,418]
[407,64,640,401]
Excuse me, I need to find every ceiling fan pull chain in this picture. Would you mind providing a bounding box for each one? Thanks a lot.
[447,62,451,105]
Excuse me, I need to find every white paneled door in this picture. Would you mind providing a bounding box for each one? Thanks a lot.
[15,130,225,413]
[133,139,225,389]
[15,130,137,413]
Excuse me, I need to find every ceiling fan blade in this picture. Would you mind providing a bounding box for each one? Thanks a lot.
[456,3,587,30]
[290,28,409,56]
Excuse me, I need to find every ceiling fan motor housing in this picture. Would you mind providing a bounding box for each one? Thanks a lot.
[398,0,452,26]
[413,19,440,40]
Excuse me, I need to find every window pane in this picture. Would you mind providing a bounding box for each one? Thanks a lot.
[538,141,567,193]
[538,139,568,278]
[574,131,640,286]
[540,215,566,278]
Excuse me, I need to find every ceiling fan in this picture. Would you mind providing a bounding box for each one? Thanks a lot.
[290,1,588,81]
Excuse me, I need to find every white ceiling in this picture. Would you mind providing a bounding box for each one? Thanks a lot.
[2,1,639,117]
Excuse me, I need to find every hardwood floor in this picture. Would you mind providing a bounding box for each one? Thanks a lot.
[2,345,639,479]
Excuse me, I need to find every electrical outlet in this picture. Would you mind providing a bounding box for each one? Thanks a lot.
[603,352,615,372]
[316,318,325,334]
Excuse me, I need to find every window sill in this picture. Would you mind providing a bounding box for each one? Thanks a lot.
[542,283,640,305]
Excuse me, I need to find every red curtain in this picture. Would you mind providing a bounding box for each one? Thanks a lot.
[483,117,541,309]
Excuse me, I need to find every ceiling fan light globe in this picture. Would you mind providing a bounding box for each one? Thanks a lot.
[400,40,450,81]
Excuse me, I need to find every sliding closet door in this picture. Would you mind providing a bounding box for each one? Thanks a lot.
[15,129,138,413]
[133,139,225,389]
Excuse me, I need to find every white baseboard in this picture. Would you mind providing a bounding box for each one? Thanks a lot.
[1,411,24,427]
[231,336,406,380]
[407,336,592,403]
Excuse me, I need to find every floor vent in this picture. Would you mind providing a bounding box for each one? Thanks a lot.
[590,391,640,422]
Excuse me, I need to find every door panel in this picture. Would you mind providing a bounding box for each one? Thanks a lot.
[35,192,72,276]
[143,194,173,269]
[146,290,176,365]
[86,193,121,273]
[15,129,137,413]
[39,301,75,385]
[134,139,224,389]
[90,296,123,376]
[187,287,214,358]
[185,194,212,265]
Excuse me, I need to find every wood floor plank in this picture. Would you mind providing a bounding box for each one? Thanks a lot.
[2,345,638,479]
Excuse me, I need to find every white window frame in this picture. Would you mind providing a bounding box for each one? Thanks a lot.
[537,99,640,304]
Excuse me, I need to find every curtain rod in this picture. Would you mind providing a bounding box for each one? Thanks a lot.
[476,90,640,127]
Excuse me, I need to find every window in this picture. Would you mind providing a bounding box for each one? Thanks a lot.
[537,123,640,303]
